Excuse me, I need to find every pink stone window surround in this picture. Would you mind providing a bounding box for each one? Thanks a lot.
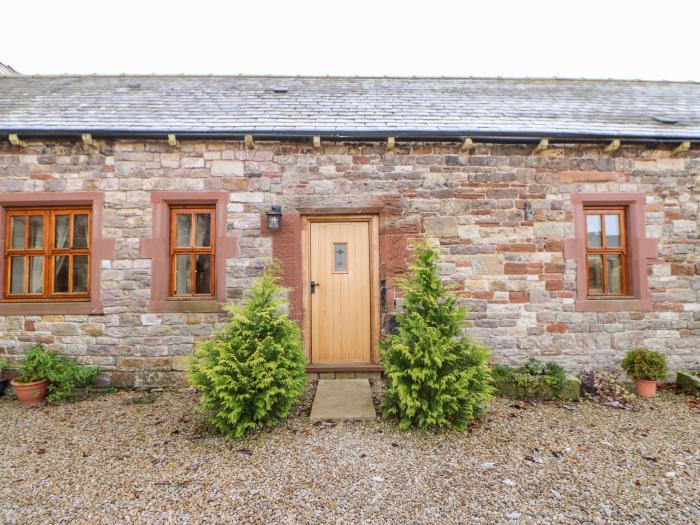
[139,191,237,313]
[0,192,115,315]
[564,193,658,312]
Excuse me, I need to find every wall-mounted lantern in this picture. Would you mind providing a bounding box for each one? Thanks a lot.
[266,204,282,230]
[523,201,534,220]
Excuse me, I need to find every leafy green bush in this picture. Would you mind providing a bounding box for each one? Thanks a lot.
[0,356,11,371]
[381,241,493,431]
[187,267,307,438]
[492,358,570,399]
[16,345,100,402]
[621,348,668,381]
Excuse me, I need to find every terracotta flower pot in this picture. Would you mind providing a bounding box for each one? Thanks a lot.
[10,379,48,405]
[634,379,657,398]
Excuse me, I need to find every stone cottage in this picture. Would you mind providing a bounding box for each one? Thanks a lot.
[0,74,698,387]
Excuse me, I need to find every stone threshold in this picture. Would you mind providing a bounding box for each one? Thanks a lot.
[306,363,383,380]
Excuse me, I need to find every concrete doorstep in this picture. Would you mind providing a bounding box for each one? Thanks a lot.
[309,379,377,421]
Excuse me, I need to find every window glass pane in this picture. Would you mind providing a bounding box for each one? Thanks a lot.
[586,214,602,248]
[29,215,43,249]
[333,243,347,272]
[195,213,211,247]
[195,254,211,294]
[604,214,621,248]
[10,256,25,294]
[73,214,89,249]
[28,256,44,294]
[175,254,192,294]
[587,254,603,295]
[73,255,88,293]
[54,255,70,292]
[606,254,623,294]
[175,214,192,247]
[10,216,25,249]
[54,215,70,248]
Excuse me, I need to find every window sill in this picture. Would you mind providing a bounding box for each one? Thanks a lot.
[575,297,652,312]
[0,300,100,315]
[152,299,221,314]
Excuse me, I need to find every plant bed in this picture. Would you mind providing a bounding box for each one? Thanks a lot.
[676,370,700,394]
[0,356,11,396]
[492,359,580,400]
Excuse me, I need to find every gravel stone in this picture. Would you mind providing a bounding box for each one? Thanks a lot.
[1,389,698,524]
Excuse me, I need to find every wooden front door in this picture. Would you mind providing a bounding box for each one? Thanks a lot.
[308,218,374,363]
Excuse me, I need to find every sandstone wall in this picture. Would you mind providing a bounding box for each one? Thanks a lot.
[0,140,698,386]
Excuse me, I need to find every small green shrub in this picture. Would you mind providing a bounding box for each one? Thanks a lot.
[381,241,493,431]
[187,267,307,438]
[0,356,11,371]
[492,358,569,399]
[16,345,100,402]
[621,348,668,381]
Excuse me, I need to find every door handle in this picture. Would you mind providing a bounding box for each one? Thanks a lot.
[310,281,319,294]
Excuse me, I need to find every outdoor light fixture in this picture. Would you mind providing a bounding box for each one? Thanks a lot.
[266,204,282,230]
[523,201,534,220]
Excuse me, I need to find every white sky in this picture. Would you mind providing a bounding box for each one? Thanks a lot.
[3,0,700,81]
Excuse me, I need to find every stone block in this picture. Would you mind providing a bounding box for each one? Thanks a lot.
[423,216,458,237]
[82,323,105,337]
[171,356,190,371]
[50,323,80,336]
[211,160,244,176]
[472,255,502,275]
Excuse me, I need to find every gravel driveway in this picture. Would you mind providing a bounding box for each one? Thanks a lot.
[1,385,698,524]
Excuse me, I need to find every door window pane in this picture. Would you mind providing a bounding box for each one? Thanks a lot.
[604,214,621,248]
[73,214,89,249]
[195,254,211,294]
[29,215,44,249]
[587,254,603,294]
[28,256,44,294]
[175,214,192,247]
[606,254,623,294]
[54,215,70,248]
[333,243,347,272]
[10,256,24,294]
[10,216,25,249]
[73,255,88,293]
[586,215,602,248]
[195,214,211,247]
[54,255,70,292]
[175,254,192,294]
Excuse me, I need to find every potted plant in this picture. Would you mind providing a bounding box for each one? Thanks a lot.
[10,344,100,405]
[0,356,11,396]
[621,348,668,397]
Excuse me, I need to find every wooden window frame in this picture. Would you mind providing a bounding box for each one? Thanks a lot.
[584,206,628,297]
[169,206,216,298]
[3,206,91,302]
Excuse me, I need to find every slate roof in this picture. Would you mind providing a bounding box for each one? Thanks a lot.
[1,75,699,140]
[0,62,18,76]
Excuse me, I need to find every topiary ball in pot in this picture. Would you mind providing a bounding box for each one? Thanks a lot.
[621,348,668,398]
[187,266,307,438]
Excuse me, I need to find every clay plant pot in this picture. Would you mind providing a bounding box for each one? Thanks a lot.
[10,379,48,405]
[634,379,657,398]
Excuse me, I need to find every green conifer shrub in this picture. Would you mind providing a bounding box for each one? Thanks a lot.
[381,241,493,430]
[187,267,306,438]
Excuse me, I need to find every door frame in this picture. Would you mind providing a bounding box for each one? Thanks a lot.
[301,214,380,364]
